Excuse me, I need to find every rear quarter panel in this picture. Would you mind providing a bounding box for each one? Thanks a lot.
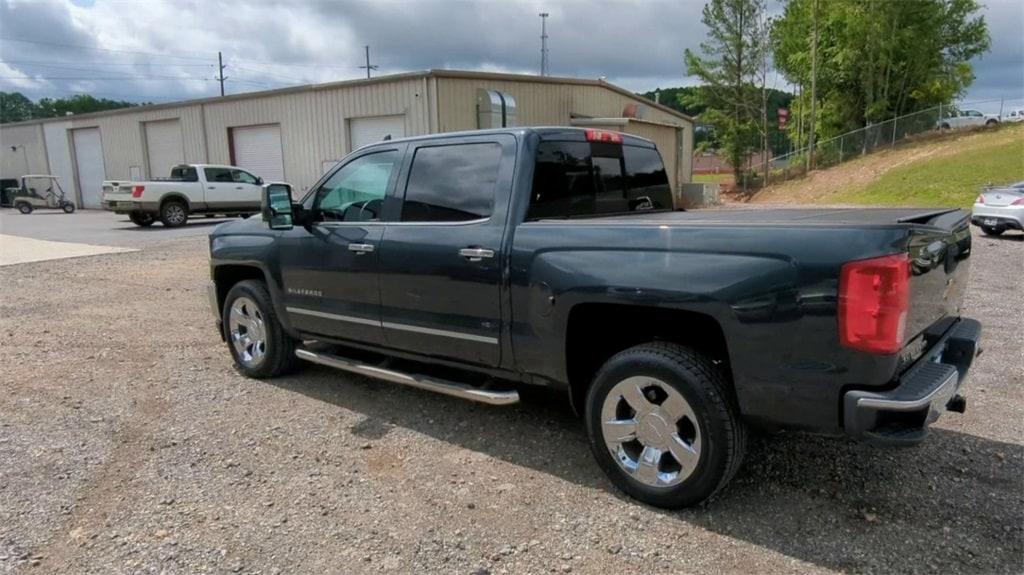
[509,222,919,432]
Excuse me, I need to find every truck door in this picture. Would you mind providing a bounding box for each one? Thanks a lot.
[377,134,516,367]
[230,168,264,206]
[278,146,404,346]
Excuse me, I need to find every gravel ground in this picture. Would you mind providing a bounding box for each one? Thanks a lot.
[0,228,1020,574]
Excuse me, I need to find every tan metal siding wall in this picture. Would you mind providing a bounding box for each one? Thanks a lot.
[66,105,205,180]
[202,78,429,192]
[0,123,49,177]
[435,78,685,131]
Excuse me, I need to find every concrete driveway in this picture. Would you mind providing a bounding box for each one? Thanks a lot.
[0,208,238,265]
[0,208,238,248]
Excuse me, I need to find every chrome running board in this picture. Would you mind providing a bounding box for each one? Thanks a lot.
[295,347,520,406]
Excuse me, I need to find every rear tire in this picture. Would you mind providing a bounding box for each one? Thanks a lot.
[159,200,188,227]
[981,225,1004,236]
[129,211,156,227]
[16,202,32,214]
[61,202,76,214]
[985,119,998,127]
[222,279,298,379]
[585,342,746,509]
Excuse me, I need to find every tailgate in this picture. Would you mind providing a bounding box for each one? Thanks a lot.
[102,181,140,205]
[904,209,972,346]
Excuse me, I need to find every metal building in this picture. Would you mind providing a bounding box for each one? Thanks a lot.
[0,70,694,209]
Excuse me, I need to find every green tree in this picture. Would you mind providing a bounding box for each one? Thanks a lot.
[772,0,990,140]
[0,91,36,123]
[684,0,771,191]
[33,94,142,119]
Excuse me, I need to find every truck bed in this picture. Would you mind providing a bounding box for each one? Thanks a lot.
[581,207,962,227]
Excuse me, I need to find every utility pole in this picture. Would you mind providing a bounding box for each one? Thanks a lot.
[217,51,228,97]
[539,13,549,76]
[807,0,818,172]
[358,45,378,79]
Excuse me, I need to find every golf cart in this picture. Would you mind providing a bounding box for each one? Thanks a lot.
[6,175,76,214]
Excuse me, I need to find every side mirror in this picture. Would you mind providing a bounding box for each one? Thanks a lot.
[255,176,264,185]
[262,183,294,230]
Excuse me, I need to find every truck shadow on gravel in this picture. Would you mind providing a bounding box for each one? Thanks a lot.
[270,366,1023,574]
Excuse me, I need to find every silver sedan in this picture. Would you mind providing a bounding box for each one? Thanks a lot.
[972,180,1024,236]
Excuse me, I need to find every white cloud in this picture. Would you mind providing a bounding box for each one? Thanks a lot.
[0,0,1020,107]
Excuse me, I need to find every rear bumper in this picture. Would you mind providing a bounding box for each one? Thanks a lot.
[102,196,158,213]
[971,205,1024,230]
[843,318,981,446]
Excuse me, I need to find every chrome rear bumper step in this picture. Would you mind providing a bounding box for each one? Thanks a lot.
[295,347,520,406]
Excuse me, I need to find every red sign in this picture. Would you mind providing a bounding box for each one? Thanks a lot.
[777,108,790,129]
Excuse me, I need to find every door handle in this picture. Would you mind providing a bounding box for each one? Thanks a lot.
[208,186,216,189]
[235,186,243,190]
[348,243,375,254]
[459,248,495,261]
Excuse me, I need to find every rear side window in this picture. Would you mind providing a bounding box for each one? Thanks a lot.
[401,142,502,222]
[170,166,198,181]
[528,142,672,219]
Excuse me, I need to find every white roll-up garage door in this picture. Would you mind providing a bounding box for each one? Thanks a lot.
[350,115,405,151]
[72,128,105,209]
[231,124,285,182]
[145,119,184,179]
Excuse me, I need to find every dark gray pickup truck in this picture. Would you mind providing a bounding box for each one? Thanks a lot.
[207,127,980,508]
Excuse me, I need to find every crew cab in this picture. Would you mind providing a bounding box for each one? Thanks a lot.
[206,127,980,508]
[102,164,264,227]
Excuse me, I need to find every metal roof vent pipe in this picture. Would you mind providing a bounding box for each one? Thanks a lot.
[476,89,518,129]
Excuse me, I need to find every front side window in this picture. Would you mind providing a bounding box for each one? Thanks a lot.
[232,169,258,184]
[401,142,502,222]
[204,167,233,183]
[314,150,397,222]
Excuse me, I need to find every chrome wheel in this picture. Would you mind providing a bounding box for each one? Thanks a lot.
[600,376,702,488]
[164,203,186,225]
[228,296,267,367]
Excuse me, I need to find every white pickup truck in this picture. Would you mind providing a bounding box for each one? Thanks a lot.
[937,109,1000,130]
[102,164,265,227]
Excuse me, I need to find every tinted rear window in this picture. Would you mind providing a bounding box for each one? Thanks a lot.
[401,142,502,222]
[170,166,198,181]
[528,142,671,220]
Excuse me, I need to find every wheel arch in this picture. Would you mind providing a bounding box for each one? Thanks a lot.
[564,302,734,415]
[213,264,270,318]
[159,193,191,213]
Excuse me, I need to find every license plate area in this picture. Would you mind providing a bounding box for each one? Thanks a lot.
[984,218,998,226]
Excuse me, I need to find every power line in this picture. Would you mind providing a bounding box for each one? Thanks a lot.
[0,60,214,68]
[0,76,216,81]
[0,36,212,61]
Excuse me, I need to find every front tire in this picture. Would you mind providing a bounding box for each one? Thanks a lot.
[129,211,156,227]
[61,202,76,213]
[222,280,297,378]
[16,202,33,214]
[585,342,746,508]
[981,225,1004,236]
[160,200,188,227]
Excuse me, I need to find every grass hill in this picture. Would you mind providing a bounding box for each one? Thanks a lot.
[750,124,1024,207]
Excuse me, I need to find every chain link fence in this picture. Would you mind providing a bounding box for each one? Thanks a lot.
[765,97,1024,184]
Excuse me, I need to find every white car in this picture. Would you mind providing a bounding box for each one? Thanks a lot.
[972,181,1024,236]
[102,164,265,227]
[1004,108,1024,123]
[938,109,1000,130]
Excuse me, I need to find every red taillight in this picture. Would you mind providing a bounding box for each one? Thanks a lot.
[838,253,910,355]
[976,194,985,204]
[1012,198,1024,206]
[585,129,623,144]
[131,185,145,198]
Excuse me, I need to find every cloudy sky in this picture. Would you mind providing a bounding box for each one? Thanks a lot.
[1,0,1021,111]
